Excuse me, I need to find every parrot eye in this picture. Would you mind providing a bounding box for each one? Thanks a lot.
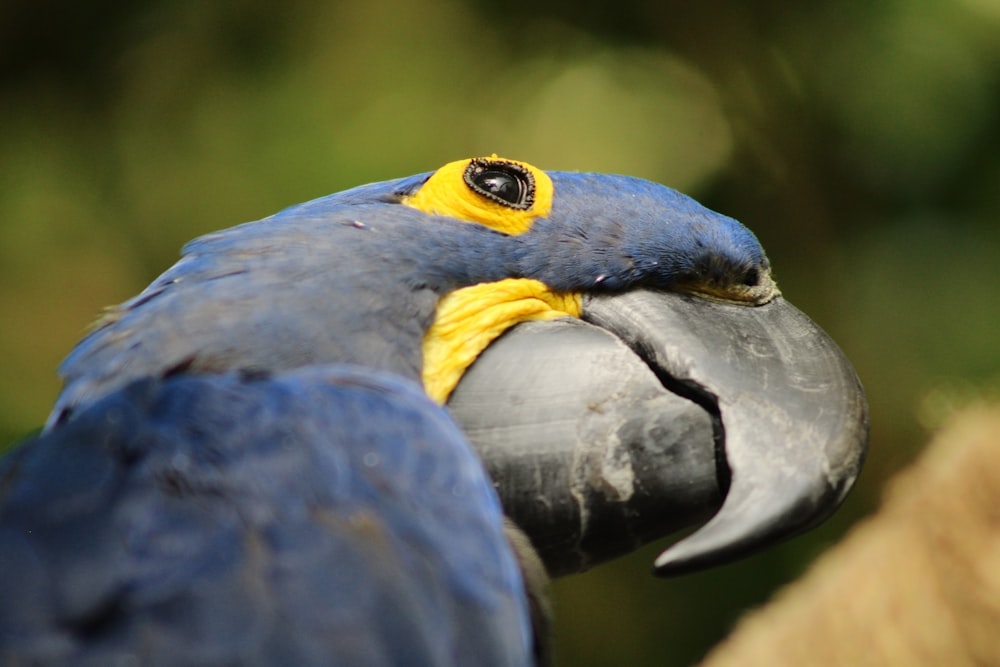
[464,158,535,210]
[742,268,760,287]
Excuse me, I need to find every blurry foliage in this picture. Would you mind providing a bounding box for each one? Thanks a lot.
[1,0,998,664]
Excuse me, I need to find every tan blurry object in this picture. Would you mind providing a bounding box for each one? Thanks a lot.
[703,406,1000,667]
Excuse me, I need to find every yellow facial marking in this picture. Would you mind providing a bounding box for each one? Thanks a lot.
[422,279,582,403]
[403,156,554,236]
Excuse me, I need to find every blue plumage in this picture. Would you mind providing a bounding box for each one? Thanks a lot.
[1,366,531,665]
[50,169,769,426]
[514,172,768,292]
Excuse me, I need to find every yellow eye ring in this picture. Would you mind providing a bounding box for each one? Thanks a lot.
[403,155,553,236]
[463,158,535,210]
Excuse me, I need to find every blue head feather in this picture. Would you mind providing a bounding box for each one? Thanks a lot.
[51,165,774,424]
[516,172,770,294]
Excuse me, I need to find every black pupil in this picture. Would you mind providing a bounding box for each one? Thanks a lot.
[464,160,534,209]
[475,170,521,203]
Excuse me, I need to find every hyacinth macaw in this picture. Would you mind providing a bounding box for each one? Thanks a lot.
[0,157,867,665]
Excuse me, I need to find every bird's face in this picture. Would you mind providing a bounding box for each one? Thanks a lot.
[391,156,865,574]
[398,155,779,304]
[390,156,785,405]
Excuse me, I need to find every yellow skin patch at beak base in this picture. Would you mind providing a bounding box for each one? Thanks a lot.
[403,157,554,236]
[423,279,582,404]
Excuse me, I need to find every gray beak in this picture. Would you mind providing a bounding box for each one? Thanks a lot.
[584,291,869,574]
[447,290,868,577]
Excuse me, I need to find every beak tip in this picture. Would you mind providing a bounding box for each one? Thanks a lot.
[584,292,870,577]
[650,486,837,576]
[652,401,868,577]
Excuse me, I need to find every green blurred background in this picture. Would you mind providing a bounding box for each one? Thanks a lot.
[2,1,998,664]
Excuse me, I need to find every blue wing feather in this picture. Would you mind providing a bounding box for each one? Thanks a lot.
[1,366,532,666]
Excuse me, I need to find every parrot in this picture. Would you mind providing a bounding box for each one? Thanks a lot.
[0,156,868,665]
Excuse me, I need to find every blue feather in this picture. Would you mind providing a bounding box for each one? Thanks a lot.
[1,366,532,665]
